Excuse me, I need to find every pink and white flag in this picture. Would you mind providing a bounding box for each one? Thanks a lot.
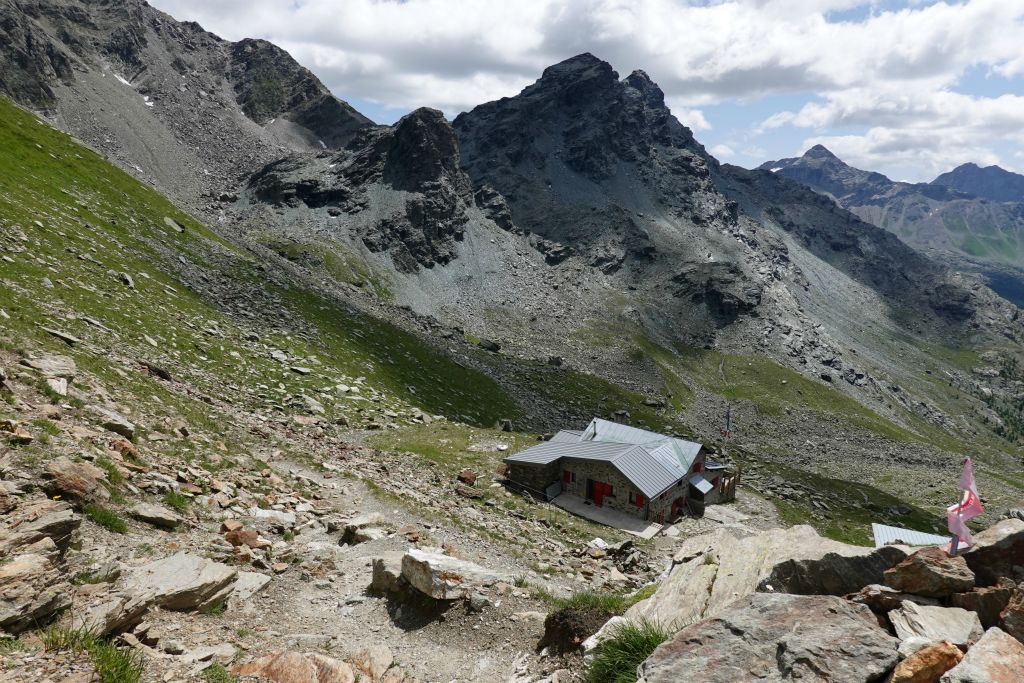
[947,458,983,546]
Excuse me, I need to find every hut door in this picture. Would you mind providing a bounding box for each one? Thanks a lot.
[593,482,605,506]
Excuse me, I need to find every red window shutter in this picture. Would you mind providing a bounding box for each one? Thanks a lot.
[693,462,702,473]
[563,469,571,483]
[636,494,645,508]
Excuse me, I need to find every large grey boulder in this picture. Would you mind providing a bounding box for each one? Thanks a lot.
[401,548,510,600]
[122,552,237,610]
[130,503,182,530]
[89,406,137,440]
[759,544,908,596]
[940,627,1024,682]
[889,601,984,649]
[638,593,899,683]
[42,457,110,506]
[964,518,1024,585]
[70,591,153,636]
[21,354,77,379]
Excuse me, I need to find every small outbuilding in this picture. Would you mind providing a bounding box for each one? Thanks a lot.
[504,418,732,523]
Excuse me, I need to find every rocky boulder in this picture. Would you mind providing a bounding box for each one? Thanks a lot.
[340,513,388,545]
[233,651,356,683]
[759,544,907,596]
[940,627,1024,682]
[0,539,71,634]
[638,594,899,683]
[70,591,153,636]
[121,552,237,611]
[883,547,975,598]
[0,498,81,555]
[949,578,1015,629]
[401,548,510,600]
[847,584,940,614]
[42,457,110,506]
[963,519,1024,585]
[130,503,182,530]
[371,552,405,594]
[889,601,983,649]
[21,353,77,379]
[889,640,963,683]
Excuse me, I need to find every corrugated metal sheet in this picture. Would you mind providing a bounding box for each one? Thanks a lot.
[548,430,584,444]
[871,523,949,549]
[505,440,636,465]
[689,473,714,494]
[583,418,702,470]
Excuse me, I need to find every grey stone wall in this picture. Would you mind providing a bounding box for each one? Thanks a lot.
[506,461,559,498]
[560,457,682,521]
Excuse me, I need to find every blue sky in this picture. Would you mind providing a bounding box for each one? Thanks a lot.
[151,0,1024,182]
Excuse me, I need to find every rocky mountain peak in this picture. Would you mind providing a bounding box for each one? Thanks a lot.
[537,52,617,85]
[932,162,1024,202]
[383,107,465,193]
[804,144,839,160]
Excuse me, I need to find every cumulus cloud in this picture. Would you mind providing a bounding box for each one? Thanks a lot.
[149,0,1024,179]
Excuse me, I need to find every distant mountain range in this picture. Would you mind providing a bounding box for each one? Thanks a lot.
[760,147,1024,305]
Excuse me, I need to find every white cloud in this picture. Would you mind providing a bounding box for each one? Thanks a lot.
[711,144,736,159]
[148,0,1024,179]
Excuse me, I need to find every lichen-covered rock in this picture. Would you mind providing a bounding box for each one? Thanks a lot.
[638,593,899,683]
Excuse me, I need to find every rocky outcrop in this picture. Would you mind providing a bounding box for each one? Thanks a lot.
[248,108,474,273]
[638,593,899,683]
[0,539,71,634]
[121,552,238,610]
[940,627,1024,682]
[130,503,182,530]
[608,525,902,638]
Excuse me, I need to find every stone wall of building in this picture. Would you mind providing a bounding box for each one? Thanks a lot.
[559,457,684,521]
[506,461,559,497]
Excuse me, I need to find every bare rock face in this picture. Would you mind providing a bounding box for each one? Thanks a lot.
[940,627,1024,683]
[248,108,473,274]
[122,552,237,611]
[889,640,963,683]
[884,547,976,598]
[607,525,894,643]
[370,552,405,594]
[889,601,984,650]
[401,548,510,600]
[233,651,356,683]
[964,519,1024,585]
[20,353,77,379]
[0,538,71,634]
[638,593,899,683]
[42,457,110,505]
